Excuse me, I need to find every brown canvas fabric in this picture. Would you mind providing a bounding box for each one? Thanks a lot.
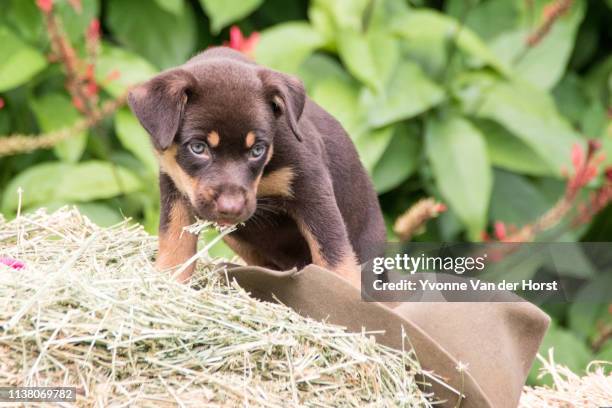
[217,264,550,408]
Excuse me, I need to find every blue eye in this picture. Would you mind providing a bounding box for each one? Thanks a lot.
[250,143,266,159]
[189,142,208,156]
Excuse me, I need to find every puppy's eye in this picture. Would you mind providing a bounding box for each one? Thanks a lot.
[270,99,281,114]
[249,143,266,159]
[189,142,208,156]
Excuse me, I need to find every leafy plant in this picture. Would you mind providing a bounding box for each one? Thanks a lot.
[0,0,610,384]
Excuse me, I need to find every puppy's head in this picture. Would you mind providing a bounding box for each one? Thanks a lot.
[128,56,305,225]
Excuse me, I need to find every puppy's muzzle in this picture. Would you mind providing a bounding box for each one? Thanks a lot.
[216,193,246,219]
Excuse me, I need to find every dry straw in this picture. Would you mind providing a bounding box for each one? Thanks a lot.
[0,207,434,407]
[519,349,612,408]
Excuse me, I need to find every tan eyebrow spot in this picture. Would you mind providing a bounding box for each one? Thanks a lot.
[207,131,220,147]
[245,131,256,148]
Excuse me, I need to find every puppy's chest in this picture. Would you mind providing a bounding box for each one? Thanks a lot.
[228,203,311,269]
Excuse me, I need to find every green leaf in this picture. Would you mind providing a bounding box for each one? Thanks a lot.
[198,0,263,34]
[489,169,551,226]
[372,123,421,193]
[298,53,350,92]
[568,273,612,341]
[553,73,590,125]
[337,28,381,90]
[361,61,445,127]
[528,322,592,386]
[489,0,585,90]
[310,0,370,32]
[154,0,184,14]
[0,25,47,92]
[392,10,511,76]
[454,73,580,174]
[38,201,124,227]
[115,109,158,176]
[30,93,87,163]
[2,0,44,44]
[2,161,142,213]
[595,342,612,367]
[255,22,324,74]
[310,77,364,138]
[106,0,196,69]
[336,28,400,91]
[354,126,394,173]
[76,203,124,227]
[426,115,492,240]
[95,43,158,98]
[477,120,556,176]
[445,0,520,42]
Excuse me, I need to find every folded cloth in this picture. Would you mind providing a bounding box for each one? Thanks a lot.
[218,264,550,408]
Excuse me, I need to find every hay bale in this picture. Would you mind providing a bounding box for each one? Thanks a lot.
[520,351,612,408]
[0,207,434,407]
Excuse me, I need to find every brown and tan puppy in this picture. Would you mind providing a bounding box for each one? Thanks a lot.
[128,47,385,286]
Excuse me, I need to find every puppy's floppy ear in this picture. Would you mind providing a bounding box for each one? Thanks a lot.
[128,69,197,150]
[258,69,306,142]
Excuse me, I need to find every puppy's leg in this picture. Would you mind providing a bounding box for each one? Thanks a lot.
[223,235,273,267]
[157,174,197,282]
[293,187,361,289]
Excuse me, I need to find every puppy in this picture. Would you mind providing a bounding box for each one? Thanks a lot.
[128,47,386,287]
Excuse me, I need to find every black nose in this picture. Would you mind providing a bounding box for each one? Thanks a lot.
[216,193,246,218]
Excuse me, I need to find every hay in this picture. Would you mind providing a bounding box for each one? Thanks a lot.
[520,350,612,408]
[0,207,435,407]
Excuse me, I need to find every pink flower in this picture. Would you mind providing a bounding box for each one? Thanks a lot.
[494,221,507,241]
[68,0,82,13]
[36,0,53,13]
[105,69,121,82]
[0,98,4,110]
[0,257,25,270]
[571,143,584,173]
[224,26,259,56]
[72,95,84,112]
[86,81,98,97]
[87,19,100,43]
[434,203,447,213]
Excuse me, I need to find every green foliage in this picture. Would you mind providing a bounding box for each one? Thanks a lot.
[0,25,47,92]
[426,115,492,239]
[106,0,196,69]
[30,93,87,163]
[0,0,610,383]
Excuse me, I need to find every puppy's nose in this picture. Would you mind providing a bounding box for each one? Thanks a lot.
[216,194,245,218]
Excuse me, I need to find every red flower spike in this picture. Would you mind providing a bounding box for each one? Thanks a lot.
[105,69,121,82]
[72,95,84,112]
[571,143,584,173]
[605,168,612,182]
[36,0,53,13]
[85,64,95,81]
[494,221,507,241]
[0,98,4,110]
[225,26,259,56]
[434,203,447,213]
[86,81,98,97]
[584,165,598,184]
[542,2,559,19]
[87,19,100,42]
[68,0,82,13]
